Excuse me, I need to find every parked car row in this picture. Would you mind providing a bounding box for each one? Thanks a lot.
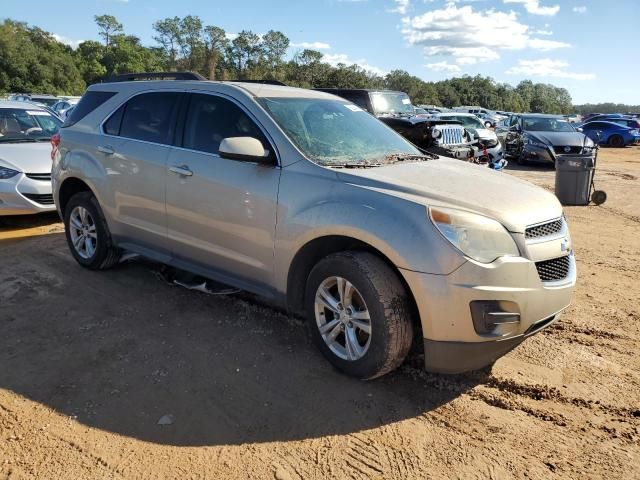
[6,93,80,121]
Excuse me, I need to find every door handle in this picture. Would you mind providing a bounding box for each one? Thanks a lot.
[169,165,193,177]
[98,145,115,155]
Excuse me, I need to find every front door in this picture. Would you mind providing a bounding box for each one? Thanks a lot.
[165,92,281,295]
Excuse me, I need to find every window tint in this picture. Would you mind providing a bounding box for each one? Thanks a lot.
[119,92,180,144]
[183,94,270,156]
[63,91,116,127]
[104,105,124,136]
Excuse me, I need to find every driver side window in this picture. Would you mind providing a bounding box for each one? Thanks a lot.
[183,93,271,157]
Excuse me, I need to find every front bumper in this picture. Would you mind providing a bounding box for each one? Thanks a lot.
[401,246,576,373]
[0,173,55,215]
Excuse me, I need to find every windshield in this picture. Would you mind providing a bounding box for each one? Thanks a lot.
[0,108,62,142]
[370,92,414,115]
[523,117,575,132]
[31,97,59,107]
[258,97,420,166]
[448,115,484,129]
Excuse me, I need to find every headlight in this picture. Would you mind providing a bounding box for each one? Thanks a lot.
[429,207,519,263]
[432,128,442,139]
[0,166,20,179]
[526,138,547,149]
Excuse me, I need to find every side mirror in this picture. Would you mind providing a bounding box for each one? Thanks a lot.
[576,127,583,132]
[219,137,273,164]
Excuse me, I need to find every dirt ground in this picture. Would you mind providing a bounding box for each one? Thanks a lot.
[1,148,639,480]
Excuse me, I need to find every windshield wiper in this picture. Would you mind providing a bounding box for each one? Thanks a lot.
[382,152,438,164]
[325,163,382,169]
[0,138,38,143]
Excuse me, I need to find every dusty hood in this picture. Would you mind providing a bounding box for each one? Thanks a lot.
[0,142,52,173]
[337,158,562,233]
[526,131,588,147]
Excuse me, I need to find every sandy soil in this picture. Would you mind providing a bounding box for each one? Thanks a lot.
[1,148,639,480]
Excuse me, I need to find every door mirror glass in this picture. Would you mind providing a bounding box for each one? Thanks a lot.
[219,137,271,163]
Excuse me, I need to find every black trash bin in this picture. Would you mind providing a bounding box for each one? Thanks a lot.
[554,156,595,206]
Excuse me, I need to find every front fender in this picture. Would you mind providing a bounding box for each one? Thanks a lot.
[273,162,465,295]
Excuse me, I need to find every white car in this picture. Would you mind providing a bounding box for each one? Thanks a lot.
[434,112,505,163]
[0,101,61,215]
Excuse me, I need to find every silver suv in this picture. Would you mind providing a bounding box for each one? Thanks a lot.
[52,75,576,379]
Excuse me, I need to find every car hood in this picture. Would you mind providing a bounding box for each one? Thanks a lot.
[525,131,588,147]
[469,128,497,140]
[336,158,561,233]
[0,142,52,173]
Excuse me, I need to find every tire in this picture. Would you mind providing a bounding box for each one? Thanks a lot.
[608,135,624,148]
[305,251,413,379]
[591,190,607,205]
[63,191,121,270]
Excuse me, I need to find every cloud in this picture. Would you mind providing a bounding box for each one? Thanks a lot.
[426,61,461,73]
[389,0,410,14]
[503,0,560,16]
[534,29,553,35]
[323,53,387,76]
[290,41,331,50]
[573,6,587,13]
[506,58,595,80]
[400,4,569,65]
[52,34,84,49]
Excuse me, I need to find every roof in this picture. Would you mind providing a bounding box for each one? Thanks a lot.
[520,113,565,118]
[436,112,478,117]
[228,82,335,99]
[0,100,47,110]
[94,79,336,100]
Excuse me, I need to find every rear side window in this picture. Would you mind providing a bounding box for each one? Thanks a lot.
[103,105,124,136]
[182,93,270,156]
[119,92,180,145]
[63,91,116,127]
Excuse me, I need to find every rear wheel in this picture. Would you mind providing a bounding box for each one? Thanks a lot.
[64,192,121,269]
[305,251,414,379]
[608,135,624,148]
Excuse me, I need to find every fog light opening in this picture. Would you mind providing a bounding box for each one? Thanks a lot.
[470,300,521,336]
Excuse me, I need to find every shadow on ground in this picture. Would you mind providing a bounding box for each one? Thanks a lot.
[0,233,485,447]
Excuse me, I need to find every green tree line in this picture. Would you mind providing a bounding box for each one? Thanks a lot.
[0,16,630,115]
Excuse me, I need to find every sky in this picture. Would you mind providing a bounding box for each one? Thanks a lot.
[2,0,639,104]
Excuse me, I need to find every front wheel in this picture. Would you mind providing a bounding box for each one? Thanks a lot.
[305,251,414,379]
[64,191,121,269]
[608,135,624,148]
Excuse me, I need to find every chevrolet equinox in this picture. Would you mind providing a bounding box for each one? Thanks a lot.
[52,74,576,379]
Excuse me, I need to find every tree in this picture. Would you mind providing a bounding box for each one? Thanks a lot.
[153,17,182,70]
[94,15,123,48]
[204,26,228,80]
[228,30,263,77]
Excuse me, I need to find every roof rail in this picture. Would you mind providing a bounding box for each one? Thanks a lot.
[229,79,287,86]
[103,71,208,83]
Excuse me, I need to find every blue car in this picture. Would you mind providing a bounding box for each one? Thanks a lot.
[580,121,640,147]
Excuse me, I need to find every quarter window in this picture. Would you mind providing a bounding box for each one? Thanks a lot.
[183,93,271,157]
[119,92,180,145]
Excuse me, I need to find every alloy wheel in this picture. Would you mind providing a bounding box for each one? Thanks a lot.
[68,206,97,259]
[314,276,372,361]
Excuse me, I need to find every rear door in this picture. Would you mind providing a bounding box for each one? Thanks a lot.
[98,91,182,257]
[165,92,281,295]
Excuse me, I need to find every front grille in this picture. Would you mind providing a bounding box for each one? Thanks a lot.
[525,219,563,239]
[438,127,465,145]
[535,255,570,282]
[22,193,54,205]
[553,146,582,155]
[25,172,52,181]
